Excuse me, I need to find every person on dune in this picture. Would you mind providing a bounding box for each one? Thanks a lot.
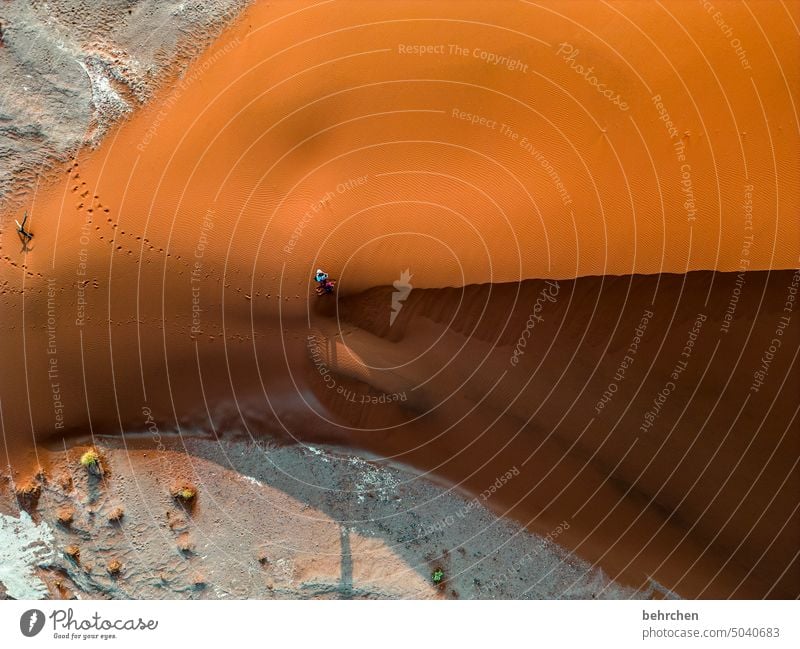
[313,269,335,296]
[15,211,33,244]
[315,278,336,296]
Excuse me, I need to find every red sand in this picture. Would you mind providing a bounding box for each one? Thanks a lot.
[1,0,798,598]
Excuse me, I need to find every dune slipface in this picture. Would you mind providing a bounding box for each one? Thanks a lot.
[0,0,798,599]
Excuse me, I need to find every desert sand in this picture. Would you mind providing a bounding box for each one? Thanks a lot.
[0,0,249,208]
[0,0,798,599]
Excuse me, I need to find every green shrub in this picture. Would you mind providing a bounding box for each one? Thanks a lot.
[80,449,100,469]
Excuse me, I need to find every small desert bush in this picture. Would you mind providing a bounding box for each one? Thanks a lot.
[64,545,80,561]
[15,480,41,511]
[16,479,40,497]
[177,533,194,554]
[80,448,103,475]
[56,505,74,526]
[172,482,197,503]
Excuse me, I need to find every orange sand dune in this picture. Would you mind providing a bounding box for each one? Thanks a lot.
[5,0,798,288]
[1,0,798,598]
[325,272,798,599]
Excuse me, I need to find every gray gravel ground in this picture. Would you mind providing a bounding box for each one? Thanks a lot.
[0,436,663,600]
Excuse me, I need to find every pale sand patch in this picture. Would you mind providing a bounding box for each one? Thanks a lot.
[0,511,55,599]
